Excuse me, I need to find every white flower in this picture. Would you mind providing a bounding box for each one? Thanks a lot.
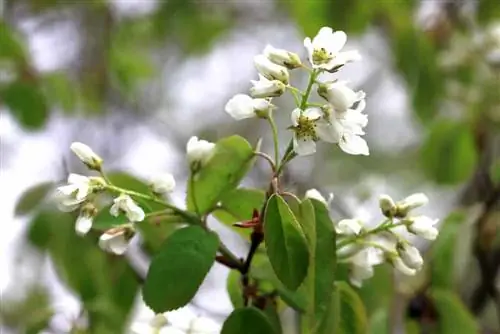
[379,194,397,217]
[75,214,93,236]
[304,27,361,71]
[391,257,417,276]
[99,227,133,255]
[150,173,176,194]
[70,142,103,171]
[250,74,286,98]
[55,174,95,211]
[224,94,274,120]
[317,81,365,112]
[336,219,363,235]
[263,44,301,69]
[396,193,429,216]
[110,194,145,222]
[291,107,322,156]
[348,247,384,287]
[254,54,289,84]
[315,101,369,156]
[188,316,221,334]
[130,314,184,334]
[186,136,216,167]
[305,188,334,206]
[397,243,423,270]
[405,216,439,240]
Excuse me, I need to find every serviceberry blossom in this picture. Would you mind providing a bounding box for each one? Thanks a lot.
[186,136,215,167]
[397,243,424,271]
[305,188,334,206]
[250,74,286,98]
[317,81,366,112]
[150,173,176,194]
[110,194,145,222]
[315,101,369,156]
[336,219,363,236]
[254,54,289,84]
[290,107,322,156]
[391,256,417,276]
[225,94,274,120]
[55,173,103,212]
[304,27,361,71]
[263,44,302,69]
[405,216,439,240]
[75,203,97,236]
[99,227,133,255]
[396,193,429,216]
[348,247,384,287]
[70,142,103,171]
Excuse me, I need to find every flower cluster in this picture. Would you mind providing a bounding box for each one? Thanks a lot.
[55,138,216,254]
[310,190,438,287]
[224,27,368,157]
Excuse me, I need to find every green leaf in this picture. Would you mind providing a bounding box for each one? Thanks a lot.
[251,253,307,312]
[430,212,465,289]
[264,194,309,290]
[368,309,388,334]
[187,136,256,215]
[2,80,48,129]
[430,289,479,334]
[14,182,54,216]
[0,22,27,61]
[336,281,368,334]
[213,188,265,238]
[142,226,219,312]
[227,270,244,309]
[421,120,477,184]
[43,73,78,113]
[221,307,275,334]
[263,302,283,334]
[296,199,337,331]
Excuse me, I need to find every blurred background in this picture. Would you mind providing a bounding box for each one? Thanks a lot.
[1,0,499,333]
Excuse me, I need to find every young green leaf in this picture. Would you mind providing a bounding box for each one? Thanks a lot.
[213,188,265,238]
[221,307,275,334]
[14,182,54,216]
[227,270,244,309]
[142,226,219,312]
[187,136,256,215]
[430,289,479,334]
[264,194,309,290]
[336,281,368,334]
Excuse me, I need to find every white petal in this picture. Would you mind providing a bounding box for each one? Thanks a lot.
[68,173,89,185]
[293,136,316,156]
[393,257,417,276]
[331,50,362,67]
[151,174,176,194]
[189,316,221,334]
[336,219,362,235]
[339,133,369,156]
[57,184,78,196]
[291,108,301,126]
[99,232,129,255]
[316,119,342,143]
[303,107,322,120]
[75,215,93,236]
[305,188,327,204]
[327,30,347,53]
[224,94,256,120]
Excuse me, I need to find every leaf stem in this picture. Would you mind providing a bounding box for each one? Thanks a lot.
[267,111,280,165]
[336,220,405,250]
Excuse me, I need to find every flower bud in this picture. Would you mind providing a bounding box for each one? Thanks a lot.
[250,74,286,98]
[186,136,216,168]
[98,226,134,255]
[305,188,333,206]
[75,203,97,236]
[110,194,145,222]
[396,193,428,217]
[391,256,417,276]
[254,54,289,84]
[396,242,423,270]
[379,194,396,218]
[336,219,363,235]
[405,216,439,240]
[225,94,274,120]
[150,173,176,194]
[316,81,365,112]
[70,142,103,171]
[263,44,302,69]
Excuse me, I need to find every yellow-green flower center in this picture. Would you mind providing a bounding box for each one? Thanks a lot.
[312,47,332,65]
[295,115,318,141]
